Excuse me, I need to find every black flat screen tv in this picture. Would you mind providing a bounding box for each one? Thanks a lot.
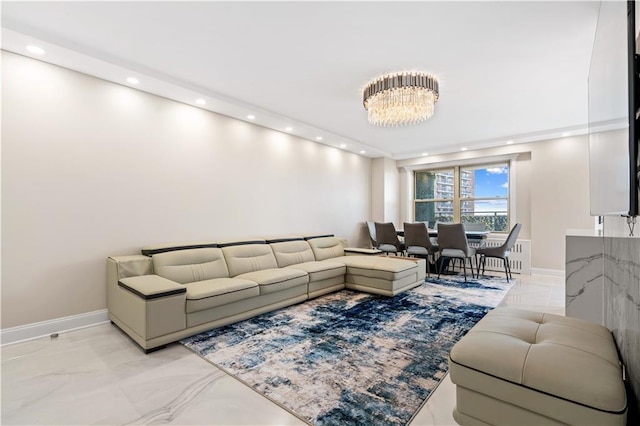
[588,0,639,217]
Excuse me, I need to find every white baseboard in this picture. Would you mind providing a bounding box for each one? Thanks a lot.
[1,309,109,346]
[530,268,565,278]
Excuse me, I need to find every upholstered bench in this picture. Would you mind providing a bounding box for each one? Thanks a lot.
[449,307,627,426]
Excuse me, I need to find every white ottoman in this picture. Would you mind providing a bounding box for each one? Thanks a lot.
[449,307,627,426]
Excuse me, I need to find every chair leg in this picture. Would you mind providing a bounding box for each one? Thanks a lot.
[437,256,443,278]
[482,256,486,276]
[503,258,510,283]
[462,258,468,282]
[470,256,475,279]
[506,257,513,280]
[426,255,431,278]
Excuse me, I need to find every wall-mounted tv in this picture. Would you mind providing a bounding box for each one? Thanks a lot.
[588,0,639,217]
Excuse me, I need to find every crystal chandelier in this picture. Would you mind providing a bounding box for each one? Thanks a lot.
[363,71,439,127]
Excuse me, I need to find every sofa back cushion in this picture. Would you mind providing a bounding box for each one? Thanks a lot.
[152,248,229,284]
[270,240,315,267]
[308,237,345,261]
[222,244,278,277]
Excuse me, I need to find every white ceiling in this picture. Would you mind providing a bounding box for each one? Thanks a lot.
[1,1,603,159]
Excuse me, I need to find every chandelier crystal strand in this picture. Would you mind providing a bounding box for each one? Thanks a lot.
[363,72,439,127]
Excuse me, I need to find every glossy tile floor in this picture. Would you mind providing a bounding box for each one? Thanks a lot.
[1,274,565,425]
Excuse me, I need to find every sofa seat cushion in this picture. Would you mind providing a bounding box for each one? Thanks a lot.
[284,261,345,282]
[449,307,627,425]
[329,256,417,281]
[236,268,308,295]
[184,278,259,313]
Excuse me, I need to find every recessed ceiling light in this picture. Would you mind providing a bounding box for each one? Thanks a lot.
[340,144,347,148]
[126,77,139,85]
[26,45,45,55]
[422,152,429,156]
[360,150,366,154]
[247,115,255,120]
[285,127,293,132]
[195,98,206,105]
[506,140,514,145]
[316,136,323,141]
[461,147,468,151]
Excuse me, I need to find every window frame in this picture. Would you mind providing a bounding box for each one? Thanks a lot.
[413,162,511,233]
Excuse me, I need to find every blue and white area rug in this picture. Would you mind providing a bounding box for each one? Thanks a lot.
[181,276,512,425]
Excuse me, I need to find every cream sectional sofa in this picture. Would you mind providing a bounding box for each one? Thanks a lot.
[108,235,425,352]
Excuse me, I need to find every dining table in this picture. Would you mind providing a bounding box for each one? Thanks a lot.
[396,229,490,247]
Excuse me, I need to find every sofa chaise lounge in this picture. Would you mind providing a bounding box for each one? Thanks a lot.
[107,235,425,352]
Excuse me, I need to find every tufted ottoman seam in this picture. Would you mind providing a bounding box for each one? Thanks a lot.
[535,340,621,368]
[449,358,628,415]
[541,314,616,340]
[468,329,536,344]
[519,324,539,382]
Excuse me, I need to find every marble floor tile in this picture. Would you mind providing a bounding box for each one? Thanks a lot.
[1,274,564,425]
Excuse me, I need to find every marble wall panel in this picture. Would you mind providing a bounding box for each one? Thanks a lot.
[603,236,640,411]
[565,235,604,325]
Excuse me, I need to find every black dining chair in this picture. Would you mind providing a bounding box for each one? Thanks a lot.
[374,222,405,256]
[476,223,522,282]
[436,223,476,282]
[403,222,439,276]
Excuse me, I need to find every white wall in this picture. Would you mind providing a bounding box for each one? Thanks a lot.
[370,157,399,225]
[1,52,371,328]
[529,136,594,270]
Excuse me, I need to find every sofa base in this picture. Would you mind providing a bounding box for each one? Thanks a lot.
[452,407,492,426]
[454,386,566,426]
[187,285,307,327]
[346,278,423,297]
[110,293,308,351]
[308,282,345,299]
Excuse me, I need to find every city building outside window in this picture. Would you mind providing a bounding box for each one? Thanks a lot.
[414,163,510,232]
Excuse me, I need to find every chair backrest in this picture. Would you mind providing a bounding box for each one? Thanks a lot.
[366,221,377,248]
[435,221,453,230]
[503,223,523,251]
[374,222,401,250]
[437,223,471,255]
[463,222,486,232]
[403,222,435,250]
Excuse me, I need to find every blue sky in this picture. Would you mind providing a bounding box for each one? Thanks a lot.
[473,166,508,197]
[472,166,508,212]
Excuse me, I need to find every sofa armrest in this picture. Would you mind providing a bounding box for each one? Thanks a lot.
[108,271,187,346]
[109,255,153,278]
[118,275,186,300]
[344,247,383,256]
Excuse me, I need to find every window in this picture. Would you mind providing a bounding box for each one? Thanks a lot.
[414,163,510,232]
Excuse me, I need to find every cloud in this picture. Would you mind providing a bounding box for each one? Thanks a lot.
[486,166,508,174]
[501,182,509,188]
[473,200,508,212]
